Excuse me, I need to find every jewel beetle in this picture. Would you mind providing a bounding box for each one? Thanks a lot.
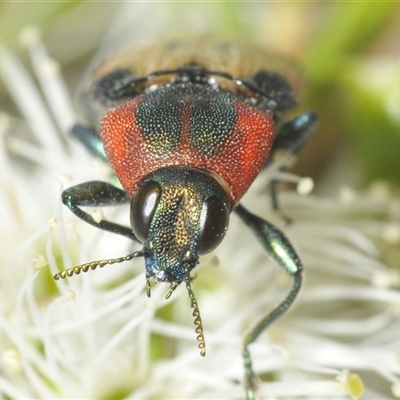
[54,40,318,400]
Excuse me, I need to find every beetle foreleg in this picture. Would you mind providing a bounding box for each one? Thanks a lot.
[235,204,302,400]
[62,180,139,242]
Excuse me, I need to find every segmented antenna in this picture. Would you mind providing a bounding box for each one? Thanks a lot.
[53,251,144,280]
[185,276,206,357]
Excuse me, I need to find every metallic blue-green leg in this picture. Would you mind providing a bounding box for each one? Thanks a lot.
[235,204,303,400]
[62,180,139,242]
[267,111,319,223]
[71,123,107,162]
[54,181,143,281]
[269,111,318,163]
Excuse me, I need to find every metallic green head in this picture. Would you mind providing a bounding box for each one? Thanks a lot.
[130,167,231,284]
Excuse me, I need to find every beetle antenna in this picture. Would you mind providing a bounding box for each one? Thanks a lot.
[53,250,144,280]
[185,275,206,357]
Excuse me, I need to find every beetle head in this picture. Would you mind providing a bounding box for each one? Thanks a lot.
[130,167,231,284]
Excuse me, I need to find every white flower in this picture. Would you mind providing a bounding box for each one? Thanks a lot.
[1,25,400,400]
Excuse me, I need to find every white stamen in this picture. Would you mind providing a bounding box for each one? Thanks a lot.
[57,173,73,184]
[65,289,76,300]
[1,349,21,376]
[392,382,400,398]
[382,222,400,244]
[19,26,41,47]
[372,269,400,289]
[22,27,77,135]
[91,208,104,223]
[339,185,357,203]
[34,255,47,269]
[0,112,11,136]
[0,46,64,160]
[297,177,314,195]
[47,217,59,228]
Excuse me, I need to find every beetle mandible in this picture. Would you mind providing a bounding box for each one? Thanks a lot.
[54,40,318,400]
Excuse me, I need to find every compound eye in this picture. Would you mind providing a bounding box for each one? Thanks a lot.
[198,196,230,255]
[130,181,161,243]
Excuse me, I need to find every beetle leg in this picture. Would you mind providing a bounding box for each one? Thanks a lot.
[70,123,107,162]
[234,204,302,400]
[267,111,319,222]
[62,180,139,242]
[268,110,318,170]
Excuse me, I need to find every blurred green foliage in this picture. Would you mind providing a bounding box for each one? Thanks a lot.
[0,2,76,46]
[303,2,400,186]
[305,2,396,85]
